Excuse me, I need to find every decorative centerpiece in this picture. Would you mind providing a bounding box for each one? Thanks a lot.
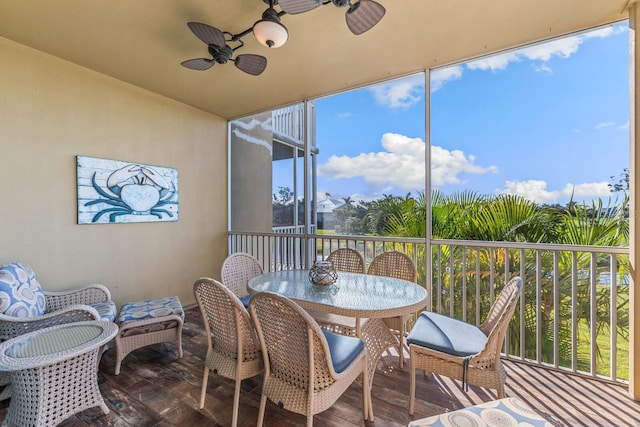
[309,260,338,286]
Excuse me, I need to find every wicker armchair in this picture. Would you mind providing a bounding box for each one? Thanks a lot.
[221,252,264,307]
[248,292,372,426]
[326,248,365,273]
[407,276,523,414]
[0,262,116,400]
[193,278,263,427]
[367,251,417,368]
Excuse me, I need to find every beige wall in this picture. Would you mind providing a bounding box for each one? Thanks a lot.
[0,37,227,308]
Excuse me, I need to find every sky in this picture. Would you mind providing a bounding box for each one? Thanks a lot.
[312,21,629,206]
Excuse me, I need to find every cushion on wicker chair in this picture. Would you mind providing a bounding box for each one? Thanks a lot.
[407,311,487,357]
[117,296,184,324]
[322,329,366,373]
[239,295,251,309]
[0,263,46,317]
[91,300,117,322]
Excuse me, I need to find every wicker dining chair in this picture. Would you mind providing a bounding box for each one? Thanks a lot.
[248,292,372,426]
[366,251,417,368]
[221,252,264,307]
[326,248,365,273]
[407,276,523,414]
[193,278,263,427]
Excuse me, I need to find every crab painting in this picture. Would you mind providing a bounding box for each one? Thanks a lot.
[85,164,178,223]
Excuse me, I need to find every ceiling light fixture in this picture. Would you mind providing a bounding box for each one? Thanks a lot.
[253,1,289,48]
[181,0,386,76]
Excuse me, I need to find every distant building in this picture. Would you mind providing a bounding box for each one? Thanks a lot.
[316,193,345,230]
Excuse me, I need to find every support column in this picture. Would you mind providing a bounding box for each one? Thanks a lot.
[629,2,639,401]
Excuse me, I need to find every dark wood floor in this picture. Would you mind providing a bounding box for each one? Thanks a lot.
[2,306,639,427]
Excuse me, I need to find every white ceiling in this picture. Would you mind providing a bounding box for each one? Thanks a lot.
[0,0,628,119]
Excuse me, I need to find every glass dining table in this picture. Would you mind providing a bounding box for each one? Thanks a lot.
[248,269,428,397]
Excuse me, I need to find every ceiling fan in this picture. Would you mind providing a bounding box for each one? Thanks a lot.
[181,0,385,75]
[279,0,386,35]
[181,22,268,76]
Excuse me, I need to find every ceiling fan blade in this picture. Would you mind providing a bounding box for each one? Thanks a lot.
[345,0,386,35]
[278,0,322,14]
[187,22,226,47]
[181,58,215,71]
[234,54,267,76]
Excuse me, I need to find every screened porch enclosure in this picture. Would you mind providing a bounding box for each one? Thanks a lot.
[227,22,633,394]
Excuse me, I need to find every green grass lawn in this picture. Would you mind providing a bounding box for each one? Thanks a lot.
[576,320,629,381]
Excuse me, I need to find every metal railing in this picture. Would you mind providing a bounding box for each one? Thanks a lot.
[228,231,630,384]
[272,225,316,234]
[272,105,305,143]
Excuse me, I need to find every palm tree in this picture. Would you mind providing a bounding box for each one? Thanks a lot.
[374,191,629,377]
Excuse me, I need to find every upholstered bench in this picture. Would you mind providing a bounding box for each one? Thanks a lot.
[114,295,184,375]
[408,397,554,426]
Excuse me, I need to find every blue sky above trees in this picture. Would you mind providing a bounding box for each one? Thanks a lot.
[313,21,629,205]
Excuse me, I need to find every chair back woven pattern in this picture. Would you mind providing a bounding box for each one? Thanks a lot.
[250,293,335,393]
[367,251,416,282]
[480,276,522,335]
[326,248,365,274]
[250,292,371,425]
[221,253,264,299]
[473,276,523,369]
[45,286,111,312]
[194,278,261,372]
[366,251,416,368]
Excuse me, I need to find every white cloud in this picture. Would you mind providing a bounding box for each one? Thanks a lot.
[593,120,629,130]
[583,25,625,40]
[533,63,553,74]
[337,112,352,119]
[431,146,498,186]
[596,121,615,130]
[369,74,425,109]
[498,180,611,203]
[518,37,582,62]
[430,66,463,92]
[467,51,520,71]
[466,25,624,73]
[318,133,497,193]
[348,193,379,203]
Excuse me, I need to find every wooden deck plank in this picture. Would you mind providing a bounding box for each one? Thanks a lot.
[0,306,639,426]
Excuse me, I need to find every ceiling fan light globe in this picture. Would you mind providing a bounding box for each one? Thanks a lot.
[253,9,289,48]
[346,0,385,35]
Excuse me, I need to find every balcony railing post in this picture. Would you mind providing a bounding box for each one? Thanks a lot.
[228,230,629,384]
